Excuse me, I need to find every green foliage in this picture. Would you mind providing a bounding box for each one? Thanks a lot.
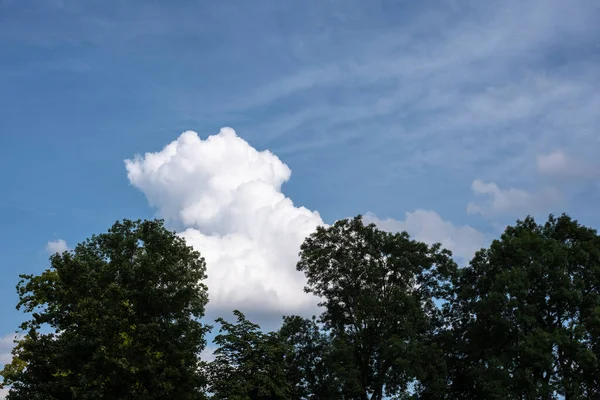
[296,215,457,400]
[446,214,600,399]
[278,315,341,399]
[206,310,290,400]
[0,219,210,400]
[3,212,599,400]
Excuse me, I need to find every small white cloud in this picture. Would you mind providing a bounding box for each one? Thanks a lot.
[364,209,486,264]
[126,128,323,319]
[467,179,560,217]
[467,179,533,215]
[45,239,68,254]
[537,150,569,175]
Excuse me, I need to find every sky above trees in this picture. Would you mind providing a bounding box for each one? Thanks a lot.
[1,1,599,393]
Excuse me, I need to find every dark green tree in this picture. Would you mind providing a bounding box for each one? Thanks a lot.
[0,219,210,400]
[296,215,457,399]
[207,310,290,400]
[447,214,600,399]
[278,315,341,399]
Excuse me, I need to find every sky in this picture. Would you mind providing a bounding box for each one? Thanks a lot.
[1,0,599,387]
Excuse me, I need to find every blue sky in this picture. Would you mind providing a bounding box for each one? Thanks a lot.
[1,0,600,372]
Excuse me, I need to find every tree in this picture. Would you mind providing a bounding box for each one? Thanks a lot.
[447,214,600,399]
[278,315,341,399]
[296,215,457,399]
[207,310,290,400]
[0,219,210,400]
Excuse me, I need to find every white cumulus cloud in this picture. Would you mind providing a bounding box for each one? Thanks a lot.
[45,239,68,254]
[125,128,324,319]
[364,209,486,264]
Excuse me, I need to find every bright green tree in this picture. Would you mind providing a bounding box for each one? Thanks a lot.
[0,219,210,400]
[296,215,457,400]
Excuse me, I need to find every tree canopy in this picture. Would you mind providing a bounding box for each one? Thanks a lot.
[2,213,600,399]
[206,310,290,400]
[296,215,457,399]
[1,219,209,400]
[278,315,341,400]
[445,214,600,399]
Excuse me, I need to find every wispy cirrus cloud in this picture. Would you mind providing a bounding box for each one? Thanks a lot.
[221,1,600,200]
[5,0,598,188]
